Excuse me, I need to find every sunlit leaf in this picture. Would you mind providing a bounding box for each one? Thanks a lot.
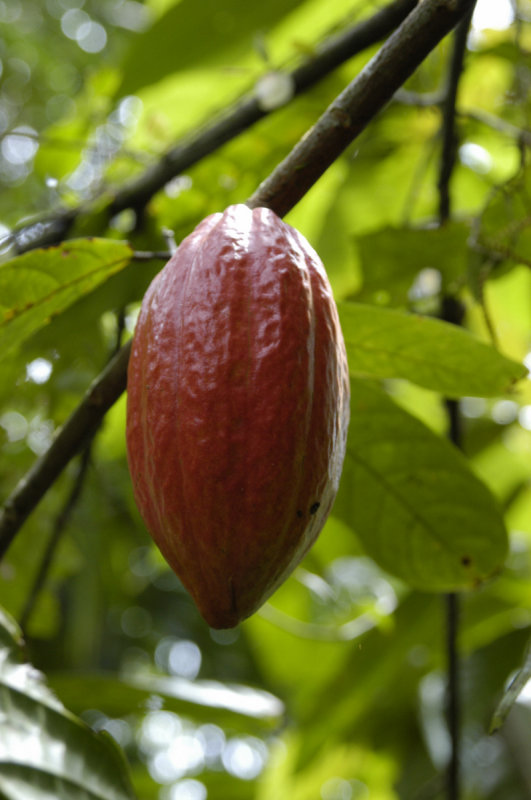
[33,117,90,183]
[333,379,508,591]
[473,169,531,269]
[338,302,527,397]
[490,636,531,733]
[48,671,284,733]
[0,238,133,355]
[257,731,399,800]
[117,0,308,97]
[0,607,136,800]
[354,222,469,305]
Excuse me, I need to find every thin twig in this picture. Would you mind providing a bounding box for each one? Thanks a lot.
[352,90,531,146]
[459,109,531,148]
[0,0,477,561]
[438,4,476,223]
[437,6,476,799]
[441,289,466,800]
[5,0,417,255]
[444,347,465,800]
[445,590,461,800]
[132,249,172,261]
[19,446,92,632]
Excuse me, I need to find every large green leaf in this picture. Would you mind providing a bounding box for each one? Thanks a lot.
[354,223,470,305]
[117,0,308,97]
[48,671,284,734]
[338,302,526,397]
[0,238,133,356]
[333,379,508,591]
[474,169,531,269]
[0,607,136,800]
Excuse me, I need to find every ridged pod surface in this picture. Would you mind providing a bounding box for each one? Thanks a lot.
[126,204,350,628]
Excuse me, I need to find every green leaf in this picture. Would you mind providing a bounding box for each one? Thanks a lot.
[257,732,398,800]
[338,302,527,397]
[490,636,531,733]
[354,223,469,305]
[474,168,531,269]
[48,671,285,734]
[333,379,508,592]
[117,0,308,97]
[0,607,137,800]
[33,117,89,183]
[0,238,133,356]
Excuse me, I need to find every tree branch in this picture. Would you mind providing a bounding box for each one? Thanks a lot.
[0,0,476,561]
[7,0,416,255]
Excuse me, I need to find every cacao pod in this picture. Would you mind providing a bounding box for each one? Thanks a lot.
[126,204,350,628]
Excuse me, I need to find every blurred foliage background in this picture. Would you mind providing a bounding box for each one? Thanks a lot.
[2,1,531,799]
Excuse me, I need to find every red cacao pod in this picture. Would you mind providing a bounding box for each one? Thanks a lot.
[126,204,349,628]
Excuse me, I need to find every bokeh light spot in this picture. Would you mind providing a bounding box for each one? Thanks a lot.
[77,21,107,53]
[221,736,267,780]
[26,358,53,385]
[1,127,39,165]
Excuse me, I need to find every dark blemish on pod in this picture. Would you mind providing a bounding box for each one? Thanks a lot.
[309,502,320,515]
[296,510,303,519]
[461,555,472,567]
